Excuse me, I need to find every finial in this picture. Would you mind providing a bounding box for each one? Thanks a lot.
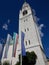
[24,0,26,2]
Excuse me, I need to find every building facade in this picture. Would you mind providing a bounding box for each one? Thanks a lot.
[1,2,48,65]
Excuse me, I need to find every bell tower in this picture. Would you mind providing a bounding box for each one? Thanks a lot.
[19,2,43,48]
[19,2,47,65]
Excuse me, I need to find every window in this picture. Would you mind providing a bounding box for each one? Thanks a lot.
[26,19,27,21]
[26,41,27,45]
[25,29,26,32]
[24,19,27,22]
[27,28,29,31]
[28,40,30,45]
[24,20,25,22]
[23,10,28,16]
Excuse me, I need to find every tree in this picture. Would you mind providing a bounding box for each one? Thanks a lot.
[26,51,37,65]
[0,61,2,65]
[3,61,10,65]
[15,62,20,65]
[15,51,37,65]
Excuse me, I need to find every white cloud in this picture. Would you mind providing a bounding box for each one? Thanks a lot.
[8,19,10,23]
[32,9,40,22]
[47,48,49,50]
[39,30,44,37]
[39,24,44,30]
[32,9,44,37]
[2,24,8,30]
[38,24,44,37]
[0,44,2,53]
[2,19,10,30]
[33,16,40,22]
[32,9,36,15]
[0,39,5,49]
[1,39,5,43]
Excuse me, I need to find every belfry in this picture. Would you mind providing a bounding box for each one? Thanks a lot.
[19,2,47,65]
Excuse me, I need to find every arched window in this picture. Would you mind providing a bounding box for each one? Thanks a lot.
[23,10,28,16]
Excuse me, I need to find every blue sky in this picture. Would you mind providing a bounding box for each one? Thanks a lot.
[0,0,49,58]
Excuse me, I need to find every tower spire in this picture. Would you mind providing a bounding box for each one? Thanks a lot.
[24,0,26,2]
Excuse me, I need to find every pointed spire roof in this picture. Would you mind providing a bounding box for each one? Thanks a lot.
[22,2,31,9]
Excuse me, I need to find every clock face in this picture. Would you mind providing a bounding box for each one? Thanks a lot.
[23,10,28,16]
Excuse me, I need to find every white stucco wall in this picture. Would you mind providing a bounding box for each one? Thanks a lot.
[1,43,47,65]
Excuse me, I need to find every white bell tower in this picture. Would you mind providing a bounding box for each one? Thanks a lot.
[19,2,47,65]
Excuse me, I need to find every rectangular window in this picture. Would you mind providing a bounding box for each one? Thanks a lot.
[25,41,27,45]
[27,28,29,31]
[28,40,30,45]
[25,29,26,32]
